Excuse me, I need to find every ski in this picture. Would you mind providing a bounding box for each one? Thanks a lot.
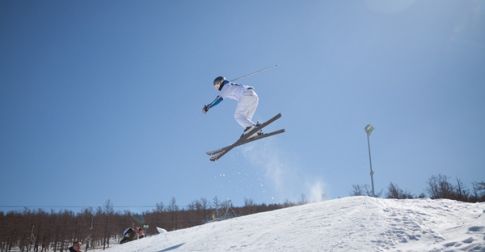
[207,113,284,161]
[207,113,282,156]
[209,129,285,161]
[207,129,285,157]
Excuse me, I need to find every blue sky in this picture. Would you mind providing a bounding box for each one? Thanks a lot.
[1,0,484,212]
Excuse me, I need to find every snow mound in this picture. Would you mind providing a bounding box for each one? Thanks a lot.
[96,197,485,252]
[156,227,167,234]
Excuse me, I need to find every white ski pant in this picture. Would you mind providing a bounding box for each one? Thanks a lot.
[234,89,259,129]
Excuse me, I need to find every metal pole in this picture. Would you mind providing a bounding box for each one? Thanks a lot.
[367,133,375,197]
[365,124,375,197]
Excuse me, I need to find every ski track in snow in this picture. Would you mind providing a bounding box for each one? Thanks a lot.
[93,197,485,252]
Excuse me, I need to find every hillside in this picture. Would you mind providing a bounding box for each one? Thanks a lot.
[95,197,485,252]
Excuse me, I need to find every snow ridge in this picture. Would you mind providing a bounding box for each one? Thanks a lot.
[96,197,485,252]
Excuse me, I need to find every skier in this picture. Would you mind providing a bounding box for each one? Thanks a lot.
[120,227,139,244]
[203,76,260,137]
[68,241,82,252]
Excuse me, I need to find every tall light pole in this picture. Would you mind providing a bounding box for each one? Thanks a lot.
[365,124,375,197]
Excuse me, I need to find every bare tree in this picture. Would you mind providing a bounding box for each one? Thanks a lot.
[351,184,372,196]
[167,197,179,230]
[455,178,470,201]
[427,175,474,201]
[102,200,114,249]
[472,181,485,202]
[427,175,455,199]
[155,202,165,213]
[386,183,414,199]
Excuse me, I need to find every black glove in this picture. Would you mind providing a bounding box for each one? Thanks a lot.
[202,105,209,113]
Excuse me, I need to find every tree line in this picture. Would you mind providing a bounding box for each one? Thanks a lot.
[0,197,296,252]
[2,174,483,252]
[352,174,485,202]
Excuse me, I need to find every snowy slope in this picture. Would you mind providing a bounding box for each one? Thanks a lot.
[95,197,485,252]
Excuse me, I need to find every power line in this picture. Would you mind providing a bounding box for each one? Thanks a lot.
[0,205,158,209]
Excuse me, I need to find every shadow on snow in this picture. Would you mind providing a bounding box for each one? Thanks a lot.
[158,243,185,252]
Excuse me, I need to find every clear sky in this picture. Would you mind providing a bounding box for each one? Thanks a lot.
[1,0,484,212]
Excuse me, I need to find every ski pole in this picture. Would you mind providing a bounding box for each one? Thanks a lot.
[229,65,278,82]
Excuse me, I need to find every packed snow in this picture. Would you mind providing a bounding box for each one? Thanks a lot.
[95,197,485,252]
